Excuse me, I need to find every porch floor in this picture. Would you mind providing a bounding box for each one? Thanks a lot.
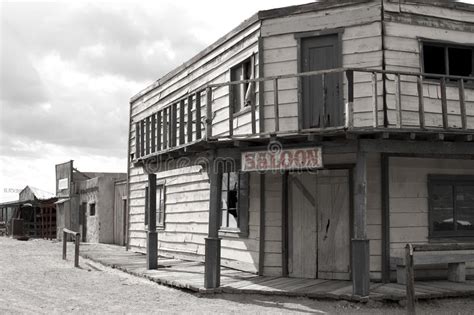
[80,243,474,302]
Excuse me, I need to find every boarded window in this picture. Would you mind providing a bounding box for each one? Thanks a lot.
[230,56,255,113]
[423,43,473,78]
[220,172,249,233]
[428,175,474,238]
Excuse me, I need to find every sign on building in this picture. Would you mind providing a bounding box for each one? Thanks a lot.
[58,178,69,190]
[241,147,323,171]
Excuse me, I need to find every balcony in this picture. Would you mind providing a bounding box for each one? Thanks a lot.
[133,68,474,161]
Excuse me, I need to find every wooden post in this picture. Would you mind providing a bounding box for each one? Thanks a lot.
[187,95,193,143]
[459,79,466,130]
[406,243,415,315]
[273,79,280,132]
[321,73,326,129]
[346,70,354,129]
[417,76,425,129]
[440,78,448,130]
[162,109,168,149]
[352,148,370,297]
[157,111,162,151]
[381,153,391,283]
[171,103,178,147]
[204,154,222,289]
[372,72,378,128]
[179,100,185,145]
[62,230,67,260]
[195,91,202,140]
[395,74,402,128]
[135,122,140,158]
[229,85,234,137]
[151,114,156,153]
[146,117,151,155]
[281,171,289,277]
[206,87,213,140]
[147,173,158,270]
[74,233,80,268]
[258,173,266,275]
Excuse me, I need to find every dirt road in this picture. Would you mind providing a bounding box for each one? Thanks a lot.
[1,237,473,314]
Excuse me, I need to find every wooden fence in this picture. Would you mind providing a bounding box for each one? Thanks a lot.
[62,228,80,268]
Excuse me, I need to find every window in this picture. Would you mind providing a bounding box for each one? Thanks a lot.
[230,56,255,113]
[89,203,96,216]
[422,42,473,78]
[156,184,165,228]
[428,175,474,238]
[220,172,249,233]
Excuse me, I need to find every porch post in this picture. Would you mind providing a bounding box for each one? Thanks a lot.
[352,148,370,297]
[204,155,222,289]
[147,173,158,269]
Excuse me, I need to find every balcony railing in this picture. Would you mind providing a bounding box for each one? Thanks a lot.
[133,68,474,160]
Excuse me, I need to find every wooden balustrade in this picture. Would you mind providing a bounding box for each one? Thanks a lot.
[133,68,473,160]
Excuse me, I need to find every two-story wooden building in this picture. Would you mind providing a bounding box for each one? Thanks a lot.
[127,0,474,296]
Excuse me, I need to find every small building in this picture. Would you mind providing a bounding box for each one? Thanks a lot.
[55,161,127,244]
[127,0,474,296]
[0,186,57,239]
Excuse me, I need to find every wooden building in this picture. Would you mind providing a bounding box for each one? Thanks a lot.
[127,0,474,296]
[55,161,127,244]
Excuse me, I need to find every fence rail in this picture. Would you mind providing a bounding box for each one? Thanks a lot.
[133,67,474,160]
[62,228,80,268]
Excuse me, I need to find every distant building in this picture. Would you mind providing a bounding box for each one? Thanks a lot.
[55,161,127,244]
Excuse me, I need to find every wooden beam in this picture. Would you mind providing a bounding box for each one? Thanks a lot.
[151,114,156,153]
[147,173,157,270]
[258,36,265,135]
[459,79,467,130]
[395,74,402,128]
[258,174,266,276]
[440,78,448,129]
[171,103,178,147]
[135,122,140,158]
[179,100,185,145]
[206,87,213,139]
[281,171,289,277]
[228,85,234,137]
[146,117,151,155]
[346,70,354,129]
[162,109,168,149]
[187,95,193,143]
[273,79,280,132]
[321,73,326,129]
[140,120,145,158]
[417,75,425,129]
[195,91,202,140]
[381,154,390,283]
[371,72,378,128]
[156,111,162,151]
[360,139,474,156]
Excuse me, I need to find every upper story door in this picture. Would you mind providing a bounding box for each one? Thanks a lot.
[301,34,342,129]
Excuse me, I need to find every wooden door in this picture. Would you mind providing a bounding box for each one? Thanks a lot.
[288,173,317,278]
[316,170,351,280]
[301,34,342,128]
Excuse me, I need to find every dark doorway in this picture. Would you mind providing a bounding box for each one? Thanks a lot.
[301,34,342,128]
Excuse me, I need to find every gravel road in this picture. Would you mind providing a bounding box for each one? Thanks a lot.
[1,237,473,314]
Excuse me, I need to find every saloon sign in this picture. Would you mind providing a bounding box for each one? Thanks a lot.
[242,147,323,171]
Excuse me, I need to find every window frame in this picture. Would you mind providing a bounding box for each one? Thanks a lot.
[144,180,166,230]
[420,39,474,79]
[229,56,256,115]
[428,174,474,240]
[219,171,249,236]
[89,203,96,216]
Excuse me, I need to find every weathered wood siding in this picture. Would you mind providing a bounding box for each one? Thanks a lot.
[260,1,383,131]
[383,1,474,128]
[389,157,474,273]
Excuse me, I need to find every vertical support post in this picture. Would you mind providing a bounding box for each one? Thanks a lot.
[258,173,266,275]
[321,73,326,129]
[346,70,354,129]
[381,153,390,283]
[62,230,67,260]
[440,77,448,130]
[459,79,467,130]
[187,95,193,143]
[206,87,213,140]
[179,100,185,145]
[406,244,415,315]
[151,114,156,153]
[250,81,256,134]
[417,76,425,129]
[205,154,222,289]
[156,111,162,151]
[281,171,289,277]
[135,122,140,158]
[395,74,402,128]
[195,91,202,140]
[162,109,168,149]
[74,233,80,268]
[171,103,178,147]
[273,79,280,132]
[229,85,234,137]
[352,148,370,297]
[371,72,378,128]
[147,173,158,270]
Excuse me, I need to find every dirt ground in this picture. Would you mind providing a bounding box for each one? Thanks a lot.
[1,237,474,314]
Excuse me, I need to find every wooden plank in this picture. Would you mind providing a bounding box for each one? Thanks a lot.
[406,244,415,315]
[151,114,156,153]
[140,120,145,157]
[171,103,178,147]
[135,122,140,158]
[282,171,289,277]
[417,76,425,129]
[371,72,378,128]
[195,91,202,140]
[395,74,402,128]
[179,100,185,145]
[162,109,168,149]
[228,85,234,137]
[206,87,212,139]
[187,95,193,143]
[156,111,162,151]
[459,79,467,130]
[273,79,280,132]
[321,73,326,129]
[381,154,390,283]
[346,70,354,128]
[258,174,266,275]
[145,117,150,155]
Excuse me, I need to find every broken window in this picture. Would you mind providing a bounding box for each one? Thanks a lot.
[423,43,473,79]
[428,175,474,238]
[230,56,255,113]
[220,172,249,232]
[89,203,96,216]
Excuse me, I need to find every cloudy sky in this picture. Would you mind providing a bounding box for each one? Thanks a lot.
[0,0,314,201]
[1,0,473,202]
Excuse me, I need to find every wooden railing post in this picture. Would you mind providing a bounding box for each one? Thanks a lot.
[321,73,326,129]
[395,74,402,128]
[371,72,378,128]
[206,87,213,139]
[459,79,467,130]
[229,86,234,137]
[273,79,280,132]
[417,76,425,129]
[195,91,202,140]
[440,77,448,130]
[406,243,415,315]
[187,95,193,143]
[179,100,185,145]
[345,70,354,129]
[151,114,156,153]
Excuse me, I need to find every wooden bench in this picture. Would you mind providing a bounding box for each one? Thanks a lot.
[391,253,474,284]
